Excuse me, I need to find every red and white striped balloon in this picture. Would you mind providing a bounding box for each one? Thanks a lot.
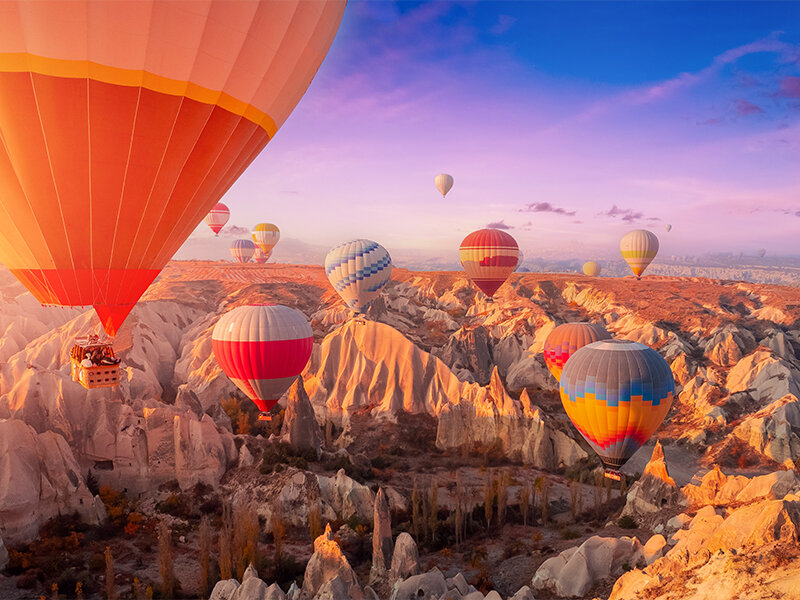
[205,202,230,236]
[459,228,519,298]
[212,304,313,417]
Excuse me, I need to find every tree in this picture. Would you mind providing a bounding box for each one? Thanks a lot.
[218,504,233,580]
[158,521,175,599]
[105,546,115,600]
[233,501,260,579]
[427,477,438,544]
[519,486,530,527]
[199,517,212,598]
[308,499,323,542]
[497,471,509,526]
[483,471,495,529]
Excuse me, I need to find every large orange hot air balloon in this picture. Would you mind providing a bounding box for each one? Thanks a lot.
[459,229,519,298]
[0,0,346,336]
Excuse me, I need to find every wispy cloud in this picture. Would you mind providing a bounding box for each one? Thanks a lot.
[519,202,576,216]
[486,220,513,229]
[490,15,517,36]
[778,76,800,98]
[550,35,797,130]
[222,225,250,237]
[598,205,657,223]
[697,117,725,126]
[734,98,764,116]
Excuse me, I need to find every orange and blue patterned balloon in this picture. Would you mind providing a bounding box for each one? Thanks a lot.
[543,322,611,381]
[559,339,674,470]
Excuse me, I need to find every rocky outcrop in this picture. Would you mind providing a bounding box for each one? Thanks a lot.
[209,565,288,600]
[227,468,334,534]
[0,534,7,570]
[704,324,755,367]
[390,568,447,600]
[281,377,322,457]
[318,468,375,522]
[303,320,465,418]
[389,532,420,582]
[760,328,795,361]
[370,488,393,583]
[435,326,493,384]
[622,441,683,517]
[301,524,363,600]
[532,535,643,598]
[682,467,797,508]
[669,354,697,386]
[731,394,800,466]
[612,494,800,600]
[436,373,586,469]
[0,419,102,543]
[726,349,800,404]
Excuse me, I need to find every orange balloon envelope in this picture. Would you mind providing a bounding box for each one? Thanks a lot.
[543,322,612,381]
[459,228,519,298]
[0,0,345,335]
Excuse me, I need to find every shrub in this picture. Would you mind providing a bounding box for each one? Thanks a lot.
[155,494,192,519]
[560,527,580,540]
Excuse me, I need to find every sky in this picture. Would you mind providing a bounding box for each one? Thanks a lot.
[176,0,800,268]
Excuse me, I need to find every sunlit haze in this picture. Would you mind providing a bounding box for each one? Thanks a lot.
[176,1,800,267]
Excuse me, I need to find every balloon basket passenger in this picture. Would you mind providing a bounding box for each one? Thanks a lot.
[69,335,121,389]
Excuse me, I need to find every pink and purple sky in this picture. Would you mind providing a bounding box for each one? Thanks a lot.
[176,1,800,267]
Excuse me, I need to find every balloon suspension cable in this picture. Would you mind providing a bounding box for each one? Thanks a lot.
[604,469,623,482]
[257,413,272,422]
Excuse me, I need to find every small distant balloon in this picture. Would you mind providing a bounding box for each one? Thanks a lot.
[434,173,454,197]
[620,229,659,279]
[205,203,230,236]
[665,224,672,232]
[230,239,256,263]
[757,248,766,258]
[582,261,601,277]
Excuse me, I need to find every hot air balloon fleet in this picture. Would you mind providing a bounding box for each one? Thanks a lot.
[11,1,789,595]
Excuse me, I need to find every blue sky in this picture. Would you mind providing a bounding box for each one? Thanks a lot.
[178,1,800,266]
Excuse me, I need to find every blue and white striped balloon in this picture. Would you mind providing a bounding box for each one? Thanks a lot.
[325,239,392,313]
[230,239,256,263]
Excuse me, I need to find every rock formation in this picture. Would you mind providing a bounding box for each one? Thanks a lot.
[370,488,393,583]
[301,524,363,600]
[389,532,420,582]
[731,394,800,466]
[281,376,322,456]
[622,441,683,517]
[0,419,103,543]
[532,535,643,598]
[435,369,586,469]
